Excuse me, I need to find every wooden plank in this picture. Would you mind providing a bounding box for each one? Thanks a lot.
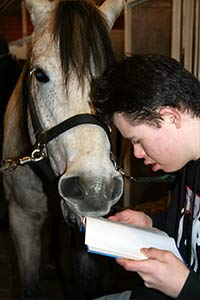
[197,0,200,80]
[182,0,194,72]
[124,1,133,55]
[197,0,200,79]
[21,0,28,58]
[171,0,182,61]
[194,0,200,77]
[127,0,149,8]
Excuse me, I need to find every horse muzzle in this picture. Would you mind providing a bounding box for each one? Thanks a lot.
[58,173,123,217]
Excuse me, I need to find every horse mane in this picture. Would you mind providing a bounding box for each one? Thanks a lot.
[53,0,115,87]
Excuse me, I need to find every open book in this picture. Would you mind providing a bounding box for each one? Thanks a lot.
[84,217,183,261]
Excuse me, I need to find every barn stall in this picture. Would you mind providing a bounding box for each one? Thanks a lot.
[0,0,199,299]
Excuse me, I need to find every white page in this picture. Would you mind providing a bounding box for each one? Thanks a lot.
[85,217,183,261]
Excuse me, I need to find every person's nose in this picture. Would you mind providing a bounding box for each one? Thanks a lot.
[133,144,145,159]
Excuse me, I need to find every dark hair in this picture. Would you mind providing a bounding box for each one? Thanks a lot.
[93,54,200,125]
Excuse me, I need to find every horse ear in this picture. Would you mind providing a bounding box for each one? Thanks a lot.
[99,0,124,30]
[25,0,55,29]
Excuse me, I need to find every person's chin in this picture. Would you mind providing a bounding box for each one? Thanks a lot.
[161,165,178,173]
[151,163,176,173]
[151,163,160,172]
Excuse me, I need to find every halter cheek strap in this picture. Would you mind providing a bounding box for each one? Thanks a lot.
[27,67,111,149]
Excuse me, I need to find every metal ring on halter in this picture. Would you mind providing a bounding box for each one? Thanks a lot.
[31,148,46,162]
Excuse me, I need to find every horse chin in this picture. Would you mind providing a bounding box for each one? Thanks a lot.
[60,197,115,226]
[60,199,83,227]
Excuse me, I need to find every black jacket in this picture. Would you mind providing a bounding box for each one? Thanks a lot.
[131,159,200,299]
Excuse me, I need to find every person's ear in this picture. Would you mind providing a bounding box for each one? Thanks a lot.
[158,107,181,128]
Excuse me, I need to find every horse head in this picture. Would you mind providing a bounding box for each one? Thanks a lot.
[25,0,124,217]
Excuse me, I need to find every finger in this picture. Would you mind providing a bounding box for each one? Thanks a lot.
[116,258,137,271]
[116,257,149,272]
[141,247,176,262]
[116,260,152,287]
[108,209,132,222]
[117,258,157,285]
[108,214,122,221]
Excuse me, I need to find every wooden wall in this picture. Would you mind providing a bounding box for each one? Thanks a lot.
[0,14,33,42]
[126,0,172,56]
[0,1,123,42]
[0,0,172,61]
[122,0,173,207]
[0,2,123,61]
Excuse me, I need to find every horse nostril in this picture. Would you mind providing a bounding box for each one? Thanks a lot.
[59,176,84,200]
[58,174,123,202]
[112,175,123,201]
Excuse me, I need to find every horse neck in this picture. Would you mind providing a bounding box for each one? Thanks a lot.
[3,73,31,159]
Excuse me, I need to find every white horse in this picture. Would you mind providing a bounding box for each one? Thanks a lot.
[2,0,124,298]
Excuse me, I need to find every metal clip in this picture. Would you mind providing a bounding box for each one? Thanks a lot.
[110,152,176,183]
[110,152,118,169]
[0,145,47,175]
[31,148,46,162]
[19,148,46,166]
[19,156,32,165]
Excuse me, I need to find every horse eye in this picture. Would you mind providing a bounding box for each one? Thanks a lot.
[33,67,49,83]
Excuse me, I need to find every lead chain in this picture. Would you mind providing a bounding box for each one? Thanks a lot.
[0,147,46,175]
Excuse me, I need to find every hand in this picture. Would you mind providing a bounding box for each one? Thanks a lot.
[116,248,190,298]
[108,208,153,228]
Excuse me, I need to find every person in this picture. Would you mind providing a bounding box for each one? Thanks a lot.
[93,54,200,299]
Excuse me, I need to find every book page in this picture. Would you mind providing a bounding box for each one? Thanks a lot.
[85,217,183,261]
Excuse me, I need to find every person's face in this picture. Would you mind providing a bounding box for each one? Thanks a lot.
[113,110,193,173]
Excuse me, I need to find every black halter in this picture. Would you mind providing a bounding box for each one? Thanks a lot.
[27,66,111,150]
[18,62,176,184]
